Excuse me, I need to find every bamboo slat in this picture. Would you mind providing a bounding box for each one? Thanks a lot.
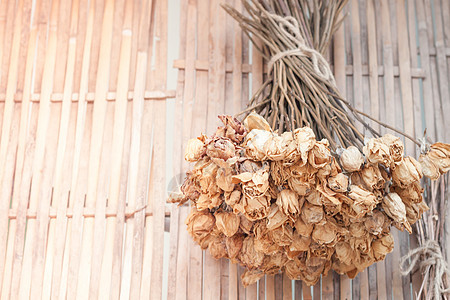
[0,0,448,299]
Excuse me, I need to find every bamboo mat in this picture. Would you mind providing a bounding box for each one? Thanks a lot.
[0,0,449,299]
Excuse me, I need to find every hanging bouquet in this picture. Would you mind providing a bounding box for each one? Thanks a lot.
[170,0,450,293]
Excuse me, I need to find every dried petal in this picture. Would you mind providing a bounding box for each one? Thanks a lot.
[243,111,272,131]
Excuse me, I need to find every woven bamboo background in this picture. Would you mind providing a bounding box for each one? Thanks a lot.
[0,0,449,299]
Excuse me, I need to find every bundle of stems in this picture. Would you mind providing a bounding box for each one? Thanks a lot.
[223,0,381,151]
[401,176,450,299]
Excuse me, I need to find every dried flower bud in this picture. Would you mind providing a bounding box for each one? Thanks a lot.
[215,211,240,237]
[382,193,412,233]
[276,189,301,222]
[294,127,316,164]
[419,142,450,179]
[340,146,364,172]
[380,134,404,167]
[241,269,264,287]
[372,233,394,260]
[391,157,422,188]
[301,202,324,224]
[238,236,264,269]
[327,173,349,192]
[243,129,272,161]
[309,139,331,169]
[208,237,228,259]
[348,185,378,219]
[186,208,215,243]
[226,234,244,259]
[185,137,205,162]
[363,138,392,167]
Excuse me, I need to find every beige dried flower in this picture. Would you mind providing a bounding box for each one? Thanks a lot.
[363,138,392,167]
[276,189,301,222]
[241,269,265,287]
[186,208,215,244]
[391,156,422,188]
[293,127,316,165]
[185,137,205,162]
[382,193,412,233]
[380,134,404,167]
[348,185,379,219]
[215,211,240,237]
[419,142,450,180]
[340,146,364,172]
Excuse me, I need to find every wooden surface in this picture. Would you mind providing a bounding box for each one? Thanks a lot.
[0,0,448,299]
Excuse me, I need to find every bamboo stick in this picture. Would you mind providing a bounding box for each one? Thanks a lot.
[65,0,97,297]
[0,0,31,293]
[96,0,132,298]
[204,1,226,299]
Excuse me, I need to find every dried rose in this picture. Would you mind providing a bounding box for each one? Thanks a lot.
[380,134,404,167]
[289,231,312,252]
[402,198,429,225]
[243,129,272,161]
[215,211,240,237]
[186,208,215,243]
[363,138,392,167]
[238,236,264,269]
[382,193,412,233]
[391,156,422,188]
[233,194,271,221]
[266,204,289,230]
[239,215,253,234]
[293,127,316,165]
[225,234,244,259]
[301,202,324,224]
[184,137,205,162]
[294,217,314,236]
[359,164,385,191]
[419,142,450,179]
[312,223,337,245]
[327,173,349,193]
[364,210,389,236]
[241,269,264,287]
[391,181,423,203]
[206,138,235,161]
[208,237,228,259]
[309,139,331,169]
[372,233,394,260]
[340,146,364,172]
[224,189,241,207]
[217,115,247,143]
[261,252,289,274]
[270,225,294,247]
[276,189,301,222]
[348,185,379,219]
